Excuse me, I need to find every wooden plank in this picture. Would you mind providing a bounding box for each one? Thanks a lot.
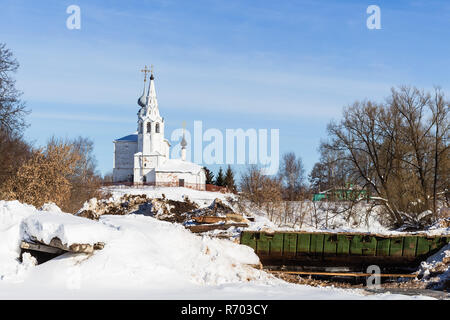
[191,216,227,224]
[31,237,96,254]
[269,270,417,278]
[403,236,418,257]
[47,237,94,254]
[270,233,284,256]
[186,223,248,233]
[20,241,64,254]
[376,237,391,256]
[362,236,377,256]
[310,233,325,255]
[192,215,248,224]
[283,233,297,256]
[416,237,431,255]
[350,235,363,255]
[297,233,311,253]
[336,234,350,255]
[240,232,257,250]
[323,234,338,255]
[256,233,271,255]
[225,213,248,223]
[390,237,404,257]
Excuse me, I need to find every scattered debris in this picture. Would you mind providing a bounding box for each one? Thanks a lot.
[78,194,251,235]
[416,243,450,291]
[192,214,249,224]
[187,223,249,233]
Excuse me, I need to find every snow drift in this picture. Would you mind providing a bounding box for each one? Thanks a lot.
[0,198,435,299]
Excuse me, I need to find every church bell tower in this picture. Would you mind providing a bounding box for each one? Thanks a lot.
[137,65,165,156]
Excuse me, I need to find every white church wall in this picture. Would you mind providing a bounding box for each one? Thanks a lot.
[115,141,137,168]
[113,168,133,182]
[113,141,137,182]
[154,171,206,190]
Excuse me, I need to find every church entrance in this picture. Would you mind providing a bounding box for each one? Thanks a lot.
[178,179,185,187]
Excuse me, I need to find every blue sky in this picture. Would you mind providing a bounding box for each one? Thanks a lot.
[1,0,449,179]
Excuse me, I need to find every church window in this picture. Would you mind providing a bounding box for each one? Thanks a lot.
[156,123,160,133]
[138,122,143,133]
[147,122,151,133]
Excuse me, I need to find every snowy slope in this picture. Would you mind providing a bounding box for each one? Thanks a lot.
[0,199,435,299]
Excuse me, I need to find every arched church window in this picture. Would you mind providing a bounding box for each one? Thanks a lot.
[156,123,160,133]
[138,122,143,134]
[147,122,151,133]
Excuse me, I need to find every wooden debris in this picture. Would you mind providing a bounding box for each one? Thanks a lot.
[27,236,104,254]
[268,270,418,278]
[192,214,249,224]
[225,213,249,223]
[20,241,64,255]
[45,237,94,254]
[187,223,248,233]
[192,216,227,224]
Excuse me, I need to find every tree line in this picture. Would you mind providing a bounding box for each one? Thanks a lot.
[239,88,449,229]
[203,165,236,191]
[0,43,102,212]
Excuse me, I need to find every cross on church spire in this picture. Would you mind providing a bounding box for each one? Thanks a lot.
[181,121,187,149]
[150,64,155,80]
[141,65,150,82]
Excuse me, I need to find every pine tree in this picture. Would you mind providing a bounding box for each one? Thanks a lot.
[224,165,236,191]
[215,167,225,186]
[203,166,214,185]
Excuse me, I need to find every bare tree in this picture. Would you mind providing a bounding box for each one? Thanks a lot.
[2,136,102,212]
[240,165,283,223]
[0,43,31,189]
[429,88,449,218]
[2,138,82,208]
[0,43,29,134]
[65,136,102,212]
[278,152,305,201]
[323,86,449,228]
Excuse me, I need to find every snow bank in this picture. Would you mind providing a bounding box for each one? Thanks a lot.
[22,211,116,246]
[417,243,450,289]
[84,214,264,287]
[1,199,265,288]
[0,198,437,299]
[0,200,39,280]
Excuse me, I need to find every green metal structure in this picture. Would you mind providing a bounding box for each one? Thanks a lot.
[312,183,370,202]
[240,231,450,271]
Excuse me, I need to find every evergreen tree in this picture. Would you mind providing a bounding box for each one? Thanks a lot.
[224,165,236,191]
[215,167,225,186]
[203,166,215,185]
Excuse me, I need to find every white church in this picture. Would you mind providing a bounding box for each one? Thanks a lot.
[112,67,206,190]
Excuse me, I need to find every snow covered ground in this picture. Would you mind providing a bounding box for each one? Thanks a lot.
[0,189,444,300]
[102,185,234,207]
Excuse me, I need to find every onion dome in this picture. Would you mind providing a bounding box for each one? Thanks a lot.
[137,83,147,108]
[181,134,187,148]
[138,94,146,107]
